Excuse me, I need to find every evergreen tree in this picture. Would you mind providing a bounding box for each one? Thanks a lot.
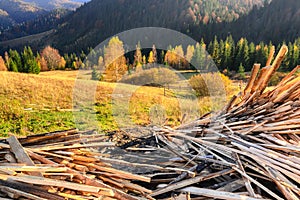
[234,38,244,69]
[91,67,102,81]
[224,35,235,70]
[292,41,300,67]
[211,36,220,67]
[238,63,246,79]
[8,49,22,72]
[10,60,18,72]
[22,46,40,74]
[255,42,268,67]
[219,39,225,70]
[242,38,250,70]
[248,42,256,69]
[191,42,206,71]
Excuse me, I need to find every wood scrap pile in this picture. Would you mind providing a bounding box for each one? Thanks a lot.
[140,45,300,199]
[0,45,299,200]
[0,129,152,200]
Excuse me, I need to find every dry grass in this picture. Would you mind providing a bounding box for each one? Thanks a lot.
[0,71,239,135]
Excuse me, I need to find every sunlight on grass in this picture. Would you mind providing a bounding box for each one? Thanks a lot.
[0,71,239,136]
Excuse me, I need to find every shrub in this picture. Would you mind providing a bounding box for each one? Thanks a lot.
[121,67,180,86]
[269,72,287,86]
[189,73,232,97]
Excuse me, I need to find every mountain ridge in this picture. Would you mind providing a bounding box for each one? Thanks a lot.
[0,0,87,31]
[2,0,300,55]
[45,0,267,53]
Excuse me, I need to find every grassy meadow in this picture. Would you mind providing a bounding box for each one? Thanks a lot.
[0,70,239,136]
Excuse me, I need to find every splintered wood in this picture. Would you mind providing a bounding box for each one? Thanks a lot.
[0,130,150,200]
[1,45,300,199]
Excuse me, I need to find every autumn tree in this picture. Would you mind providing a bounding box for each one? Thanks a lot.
[37,53,48,71]
[152,44,157,63]
[104,36,127,82]
[0,56,7,71]
[164,45,186,69]
[134,42,142,68]
[185,45,195,63]
[41,46,66,70]
[148,51,155,64]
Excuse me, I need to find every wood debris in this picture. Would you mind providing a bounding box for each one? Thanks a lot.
[0,45,300,199]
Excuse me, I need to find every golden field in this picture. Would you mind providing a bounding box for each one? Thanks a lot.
[0,70,238,136]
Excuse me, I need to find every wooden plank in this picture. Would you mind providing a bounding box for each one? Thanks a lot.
[0,186,47,200]
[179,187,263,200]
[0,179,65,200]
[151,169,234,197]
[266,46,275,66]
[31,142,115,151]
[7,136,42,177]
[26,149,56,165]
[244,63,261,95]
[0,166,67,173]
[82,164,151,183]
[5,174,114,194]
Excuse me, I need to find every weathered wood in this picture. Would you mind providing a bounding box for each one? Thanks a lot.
[151,169,234,197]
[0,186,47,200]
[178,187,263,200]
[5,175,113,194]
[7,136,42,177]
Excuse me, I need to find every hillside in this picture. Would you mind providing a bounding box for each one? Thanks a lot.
[0,9,70,41]
[21,0,87,11]
[0,0,46,30]
[190,0,300,44]
[3,0,299,54]
[0,0,87,32]
[43,0,266,53]
[215,0,300,44]
[0,70,223,134]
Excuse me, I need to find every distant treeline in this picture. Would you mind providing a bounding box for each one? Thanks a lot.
[1,35,300,76]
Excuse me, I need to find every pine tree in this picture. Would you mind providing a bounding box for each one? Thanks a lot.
[242,38,250,71]
[211,36,220,67]
[10,60,18,72]
[224,35,235,70]
[191,42,206,71]
[219,39,225,70]
[8,49,22,72]
[238,63,246,79]
[292,41,300,68]
[248,42,256,69]
[22,46,40,74]
[234,38,244,70]
[91,67,102,81]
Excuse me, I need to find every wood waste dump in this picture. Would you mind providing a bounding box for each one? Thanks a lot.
[0,45,299,200]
